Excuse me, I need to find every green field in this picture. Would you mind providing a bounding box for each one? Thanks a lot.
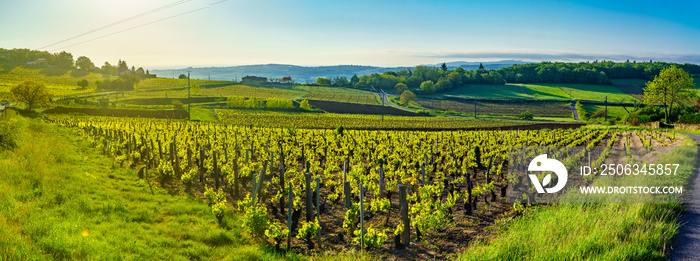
[0,67,106,99]
[437,83,638,102]
[582,104,630,120]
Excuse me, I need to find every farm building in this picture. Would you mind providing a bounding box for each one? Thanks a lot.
[27,58,48,66]
[241,75,267,85]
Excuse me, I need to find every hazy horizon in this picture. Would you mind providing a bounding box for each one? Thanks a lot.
[2,0,699,68]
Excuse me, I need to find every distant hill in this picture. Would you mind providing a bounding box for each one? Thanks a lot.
[151,61,527,83]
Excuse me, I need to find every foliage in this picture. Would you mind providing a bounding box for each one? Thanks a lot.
[419,81,435,95]
[265,98,294,109]
[353,225,387,249]
[265,222,289,246]
[678,113,700,124]
[77,79,89,88]
[316,77,331,86]
[0,120,18,151]
[75,56,94,71]
[343,203,360,235]
[394,83,408,94]
[296,221,320,240]
[518,110,534,120]
[11,80,52,110]
[575,101,588,120]
[179,74,188,79]
[96,74,140,91]
[172,99,184,110]
[399,90,416,105]
[644,66,696,123]
[242,204,269,240]
[300,99,311,110]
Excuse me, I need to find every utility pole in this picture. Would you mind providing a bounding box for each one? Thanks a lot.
[604,96,608,121]
[187,70,191,121]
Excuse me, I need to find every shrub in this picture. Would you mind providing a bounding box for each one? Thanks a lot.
[227,96,246,108]
[416,109,431,116]
[575,101,588,121]
[399,90,416,105]
[243,204,269,240]
[265,98,293,109]
[590,108,607,119]
[172,100,184,110]
[519,110,534,120]
[300,99,311,110]
[678,113,700,124]
[353,225,387,249]
[336,125,345,136]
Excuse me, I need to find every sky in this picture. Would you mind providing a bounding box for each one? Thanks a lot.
[1,0,699,69]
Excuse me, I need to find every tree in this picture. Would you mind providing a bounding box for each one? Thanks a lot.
[75,56,94,71]
[77,79,89,88]
[118,60,128,74]
[332,76,349,87]
[441,63,448,72]
[643,66,696,123]
[350,74,359,87]
[394,83,408,94]
[419,81,435,95]
[399,90,416,105]
[478,63,484,70]
[52,51,74,69]
[300,99,311,110]
[11,80,52,111]
[179,74,188,79]
[316,77,331,86]
[136,67,145,75]
[101,62,116,75]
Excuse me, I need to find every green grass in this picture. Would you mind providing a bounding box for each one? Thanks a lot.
[437,83,638,102]
[582,104,630,120]
[190,106,218,122]
[459,139,697,260]
[438,83,569,100]
[0,114,384,260]
[555,84,638,102]
[0,67,106,98]
[0,116,290,260]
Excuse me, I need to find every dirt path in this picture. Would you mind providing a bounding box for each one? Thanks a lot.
[670,133,700,260]
[571,101,580,121]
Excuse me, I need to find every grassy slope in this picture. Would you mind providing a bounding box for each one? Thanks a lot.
[436,83,637,102]
[0,115,288,260]
[582,104,630,119]
[459,138,697,260]
[0,67,107,100]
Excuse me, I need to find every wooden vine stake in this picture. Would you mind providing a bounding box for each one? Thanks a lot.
[398,184,410,247]
[287,182,292,251]
[316,177,322,249]
[359,183,365,251]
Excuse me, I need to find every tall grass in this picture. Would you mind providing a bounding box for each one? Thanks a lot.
[460,138,697,261]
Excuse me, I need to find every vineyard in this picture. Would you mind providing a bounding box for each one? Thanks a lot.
[213,108,531,130]
[44,116,681,259]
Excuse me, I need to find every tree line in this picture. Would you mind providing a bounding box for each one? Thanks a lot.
[325,61,700,95]
[0,48,155,91]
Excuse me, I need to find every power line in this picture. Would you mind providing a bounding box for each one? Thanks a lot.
[52,7,209,51]
[50,0,228,52]
[39,0,192,50]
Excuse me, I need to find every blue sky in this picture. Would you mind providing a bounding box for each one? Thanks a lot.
[1,0,699,68]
